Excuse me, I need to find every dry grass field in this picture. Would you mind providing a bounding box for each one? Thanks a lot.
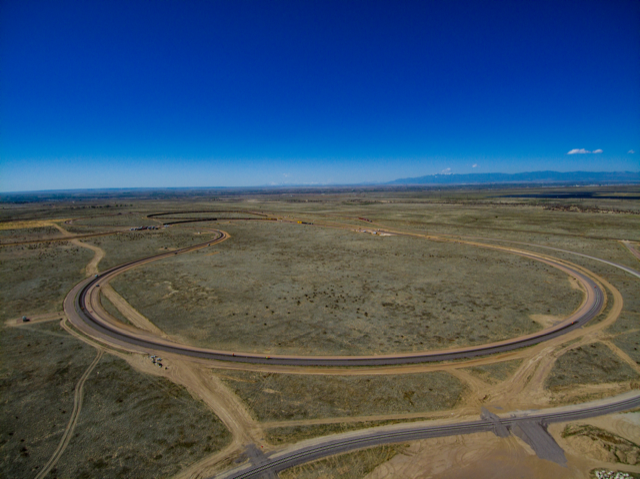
[85,227,220,271]
[0,322,96,478]
[218,369,466,422]
[0,321,231,479]
[111,221,583,355]
[53,353,231,479]
[546,342,639,391]
[465,358,523,384]
[0,242,93,321]
[1,186,638,479]
[279,444,409,479]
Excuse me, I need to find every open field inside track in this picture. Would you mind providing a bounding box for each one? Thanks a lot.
[111,221,583,355]
[218,370,466,422]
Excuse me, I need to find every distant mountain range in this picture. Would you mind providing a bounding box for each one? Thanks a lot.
[387,170,640,186]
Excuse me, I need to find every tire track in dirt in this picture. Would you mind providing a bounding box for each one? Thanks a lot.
[621,240,640,262]
[34,349,103,479]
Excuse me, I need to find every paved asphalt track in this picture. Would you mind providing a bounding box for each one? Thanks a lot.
[65,227,606,367]
[215,391,640,478]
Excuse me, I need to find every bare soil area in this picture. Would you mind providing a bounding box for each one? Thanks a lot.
[111,221,583,355]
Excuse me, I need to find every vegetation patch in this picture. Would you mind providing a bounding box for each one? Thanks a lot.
[563,424,640,465]
[546,343,639,391]
[0,322,96,479]
[112,221,582,355]
[219,370,466,422]
[86,227,218,270]
[0,242,93,321]
[279,444,408,479]
[266,419,421,445]
[465,358,523,383]
[53,354,231,479]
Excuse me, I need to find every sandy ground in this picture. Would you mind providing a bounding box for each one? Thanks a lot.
[363,427,636,479]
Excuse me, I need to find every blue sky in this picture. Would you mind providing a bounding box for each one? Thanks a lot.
[1,0,639,191]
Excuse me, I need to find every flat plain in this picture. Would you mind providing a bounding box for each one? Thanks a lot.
[1,185,639,479]
[111,221,583,355]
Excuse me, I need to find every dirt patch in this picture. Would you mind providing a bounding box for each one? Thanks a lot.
[365,432,591,479]
[530,314,564,328]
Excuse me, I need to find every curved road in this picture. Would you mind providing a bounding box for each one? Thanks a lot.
[65,227,605,367]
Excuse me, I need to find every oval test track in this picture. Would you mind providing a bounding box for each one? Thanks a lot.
[65,226,605,367]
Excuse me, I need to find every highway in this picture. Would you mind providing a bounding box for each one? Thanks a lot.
[65,227,606,367]
[216,391,640,478]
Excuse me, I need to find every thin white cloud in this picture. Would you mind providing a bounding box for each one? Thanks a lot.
[472,164,478,168]
[629,150,635,154]
[440,167,452,175]
[568,148,590,154]
[593,149,603,154]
